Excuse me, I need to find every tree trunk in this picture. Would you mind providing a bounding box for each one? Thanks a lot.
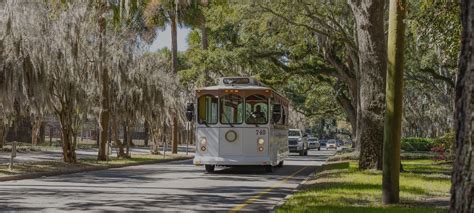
[171,12,178,74]
[39,122,45,145]
[49,126,53,146]
[95,122,99,146]
[126,122,133,157]
[201,17,208,50]
[336,91,357,145]
[144,120,149,146]
[123,122,128,145]
[201,16,211,85]
[450,1,474,212]
[31,115,42,146]
[112,117,126,158]
[382,0,406,205]
[0,121,7,149]
[59,110,76,163]
[97,3,109,161]
[172,114,178,154]
[349,0,387,170]
[170,8,179,154]
[98,67,110,161]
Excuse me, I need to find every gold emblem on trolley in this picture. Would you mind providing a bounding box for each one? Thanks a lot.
[225,130,238,142]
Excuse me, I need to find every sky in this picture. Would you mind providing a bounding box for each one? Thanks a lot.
[149,25,191,52]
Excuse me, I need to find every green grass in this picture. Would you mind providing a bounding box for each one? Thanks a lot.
[81,153,187,165]
[277,160,451,213]
[402,159,452,174]
[328,151,441,162]
[0,153,190,177]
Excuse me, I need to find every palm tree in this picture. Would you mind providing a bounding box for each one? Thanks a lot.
[382,0,406,204]
[97,0,143,160]
[144,0,208,154]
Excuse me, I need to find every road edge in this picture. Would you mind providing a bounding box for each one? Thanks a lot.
[271,160,350,212]
[0,156,193,182]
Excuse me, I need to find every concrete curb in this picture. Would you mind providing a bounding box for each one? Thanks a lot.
[0,156,193,182]
[271,160,350,212]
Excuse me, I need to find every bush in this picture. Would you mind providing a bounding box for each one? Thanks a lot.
[433,132,455,160]
[401,137,435,152]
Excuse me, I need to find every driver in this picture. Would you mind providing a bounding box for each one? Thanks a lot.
[247,105,266,123]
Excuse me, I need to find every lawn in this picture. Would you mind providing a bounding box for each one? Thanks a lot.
[0,153,191,178]
[277,160,452,213]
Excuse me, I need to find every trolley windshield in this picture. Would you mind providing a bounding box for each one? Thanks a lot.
[245,94,268,124]
[198,95,218,124]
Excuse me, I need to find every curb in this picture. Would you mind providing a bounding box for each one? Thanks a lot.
[0,156,193,182]
[271,160,350,212]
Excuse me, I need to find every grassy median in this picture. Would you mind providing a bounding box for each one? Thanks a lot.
[277,160,451,213]
[0,153,191,178]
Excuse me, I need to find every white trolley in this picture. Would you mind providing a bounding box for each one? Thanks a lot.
[185,77,289,173]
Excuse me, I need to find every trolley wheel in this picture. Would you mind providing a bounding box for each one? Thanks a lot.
[277,160,284,168]
[264,165,274,173]
[205,165,215,173]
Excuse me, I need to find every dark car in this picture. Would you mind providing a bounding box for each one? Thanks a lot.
[319,139,327,148]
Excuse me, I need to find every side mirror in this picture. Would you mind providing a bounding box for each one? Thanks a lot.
[185,103,194,122]
[272,104,282,123]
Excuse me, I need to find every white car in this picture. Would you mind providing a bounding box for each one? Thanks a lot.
[326,140,337,150]
[308,138,320,150]
[288,129,308,156]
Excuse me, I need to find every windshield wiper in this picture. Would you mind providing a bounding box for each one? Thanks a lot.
[202,120,209,127]
[222,113,234,127]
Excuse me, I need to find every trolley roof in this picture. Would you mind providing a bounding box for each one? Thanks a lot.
[197,77,270,90]
[196,77,289,105]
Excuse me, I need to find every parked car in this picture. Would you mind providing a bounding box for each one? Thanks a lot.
[326,139,337,150]
[308,137,320,151]
[319,139,327,148]
[288,129,308,156]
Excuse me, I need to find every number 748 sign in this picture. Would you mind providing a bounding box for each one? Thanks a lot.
[256,129,266,135]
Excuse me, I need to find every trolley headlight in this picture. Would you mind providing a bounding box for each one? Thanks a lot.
[200,137,207,146]
[258,146,264,152]
[200,137,207,152]
[257,138,265,145]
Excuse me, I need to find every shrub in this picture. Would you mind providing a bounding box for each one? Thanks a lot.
[401,137,435,152]
[433,132,455,160]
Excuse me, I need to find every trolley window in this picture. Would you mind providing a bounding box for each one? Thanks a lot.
[198,95,218,125]
[245,94,268,124]
[220,94,243,124]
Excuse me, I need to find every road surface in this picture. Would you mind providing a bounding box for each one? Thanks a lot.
[0,149,336,212]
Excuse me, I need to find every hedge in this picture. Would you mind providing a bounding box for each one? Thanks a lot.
[401,137,435,152]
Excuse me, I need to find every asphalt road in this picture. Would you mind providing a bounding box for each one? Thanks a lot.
[0,149,336,212]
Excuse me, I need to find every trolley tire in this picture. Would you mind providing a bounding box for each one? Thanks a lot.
[205,165,215,173]
[264,165,274,173]
[277,160,284,168]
